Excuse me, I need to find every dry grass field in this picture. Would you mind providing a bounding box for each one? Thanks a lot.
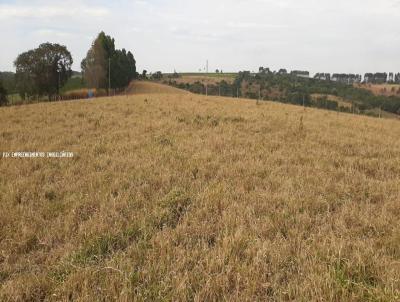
[354,83,400,97]
[169,75,235,85]
[1,82,400,301]
[127,81,190,95]
[311,94,353,109]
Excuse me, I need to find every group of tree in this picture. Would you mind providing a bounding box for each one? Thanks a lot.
[167,69,400,116]
[14,43,73,100]
[81,32,137,92]
[151,71,163,80]
[314,72,400,84]
[364,73,388,84]
[258,68,400,84]
[8,31,136,103]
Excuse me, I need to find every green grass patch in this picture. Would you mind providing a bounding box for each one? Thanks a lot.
[61,76,87,93]
[72,226,143,265]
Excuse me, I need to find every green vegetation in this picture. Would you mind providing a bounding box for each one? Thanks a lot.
[81,31,137,92]
[167,71,400,117]
[1,31,137,105]
[151,71,163,80]
[60,76,86,94]
[14,43,73,101]
[0,72,17,95]
[0,79,8,106]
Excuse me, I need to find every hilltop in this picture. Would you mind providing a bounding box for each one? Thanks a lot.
[0,90,400,301]
[127,80,189,95]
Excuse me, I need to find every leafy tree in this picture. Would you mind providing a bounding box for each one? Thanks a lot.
[151,71,163,80]
[110,49,137,89]
[81,37,107,89]
[81,32,136,92]
[0,79,8,106]
[14,43,73,100]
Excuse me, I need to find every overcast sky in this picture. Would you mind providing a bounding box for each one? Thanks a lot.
[1,0,400,74]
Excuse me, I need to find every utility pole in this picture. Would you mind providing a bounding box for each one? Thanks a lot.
[58,71,60,101]
[206,60,208,74]
[108,58,111,96]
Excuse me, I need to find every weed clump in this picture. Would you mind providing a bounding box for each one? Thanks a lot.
[158,189,192,229]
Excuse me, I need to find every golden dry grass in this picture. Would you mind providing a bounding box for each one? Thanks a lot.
[172,75,235,85]
[311,93,353,108]
[127,81,189,95]
[1,88,400,301]
[354,83,400,97]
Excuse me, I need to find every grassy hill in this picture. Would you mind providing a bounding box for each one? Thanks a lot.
[127,80,190,94]
[1,83,400,301]
[355,83,400,97]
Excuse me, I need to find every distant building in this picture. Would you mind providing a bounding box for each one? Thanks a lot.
[332,74,361,84]
[291,70,309,78]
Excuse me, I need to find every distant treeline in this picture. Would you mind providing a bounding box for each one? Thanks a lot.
[166,70,400,117]
[317,72,400,85]
[259,67,400,84]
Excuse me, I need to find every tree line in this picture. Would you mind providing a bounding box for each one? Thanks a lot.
[0,31,137,106]
[166,69,400,117]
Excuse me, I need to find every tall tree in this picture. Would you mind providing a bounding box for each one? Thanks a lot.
[14,43,73,100]
[81,32,136,92]
[110,49,137,89]
[81,37,107,89]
